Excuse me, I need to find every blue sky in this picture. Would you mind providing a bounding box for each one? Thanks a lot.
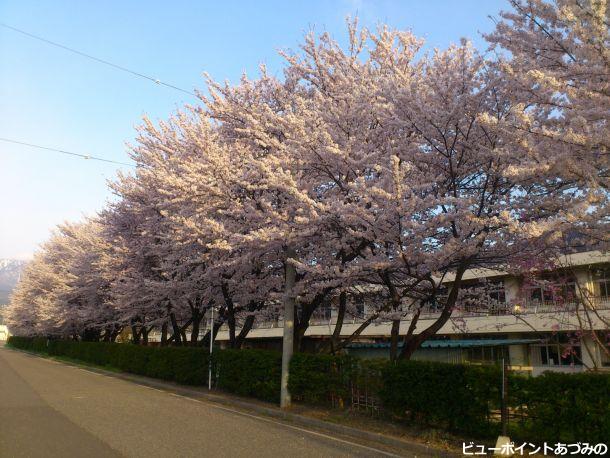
[0,0,510,259]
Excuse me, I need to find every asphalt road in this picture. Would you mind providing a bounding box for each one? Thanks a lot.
[0,346,399,458]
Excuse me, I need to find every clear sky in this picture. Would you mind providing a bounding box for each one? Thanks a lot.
[0,0,510,260]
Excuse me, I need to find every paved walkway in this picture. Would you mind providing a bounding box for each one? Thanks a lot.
[0,346,399,457]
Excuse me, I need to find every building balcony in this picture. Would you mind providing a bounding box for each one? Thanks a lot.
[213,295,610,341]
[243,296,610,332]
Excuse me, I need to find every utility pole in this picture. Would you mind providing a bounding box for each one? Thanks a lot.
[494,357,511,454]
[280,246,297,409]
[208,305,214,390]
[501,357,508,436]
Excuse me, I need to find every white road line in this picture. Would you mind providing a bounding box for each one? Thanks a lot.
[80,367,402,457]
[166,392,401,457]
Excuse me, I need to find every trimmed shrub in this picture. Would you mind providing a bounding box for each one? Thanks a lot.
[510,371,610,444]
[165,346,208,385]
[7,336,209,386]
[214,349,282,402]
[380,360,502,437]
[289,352,354,405]
[7,336,50,353]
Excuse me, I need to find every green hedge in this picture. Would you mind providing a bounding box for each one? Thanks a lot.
[289,352,353,405]
[6,336,50,353]
[381,360,502,437]
[8,336,209,386]
[6,337,279,402]
[510,371,610,443]
[289,353,386,408]
[215,349,282,402]
[294,355,610,443]
[7,336,610,443]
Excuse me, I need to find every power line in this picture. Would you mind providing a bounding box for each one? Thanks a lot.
[0,22,197,97]
[0,137,134,167]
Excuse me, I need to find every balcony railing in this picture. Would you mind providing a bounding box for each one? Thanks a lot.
[243,296,610,330]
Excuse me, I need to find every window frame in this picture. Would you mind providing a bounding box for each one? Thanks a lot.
[534,342,583,367]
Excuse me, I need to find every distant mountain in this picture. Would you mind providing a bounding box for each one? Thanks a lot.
[0,259,28,305]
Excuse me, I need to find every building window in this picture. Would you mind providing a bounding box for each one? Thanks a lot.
[601,346,610,367]
[525,273,578,307]
[599,280,610,299]
[420,287,448,313]
[344,293,370,320]
[529,283,577,304]
[466,345,507,364]
[455,280,507,315]
[312,307,331,323]
[529,286,553,304]
[592,268,610,302]
[488,281,507,313]
[354,301,365,318]
[489,286,506,304]
[535,343,582,366]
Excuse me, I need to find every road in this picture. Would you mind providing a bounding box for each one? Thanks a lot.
[0,346,401,458]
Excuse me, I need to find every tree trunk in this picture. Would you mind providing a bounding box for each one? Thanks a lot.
[333,312,380,352]
[399,264,468,360]
[389,320,401,361]
[161,322,168,346]
[293,305,313,353]
[380,270,403,361]
[131,325,141,345]
[294,292,328,352]
[190,312,202,346]
[110,326,121,342]
[281,245,297,410]
[201,314,225,348]
[234,314,256,349]
[169,312,183,346]
[398,305,423,358]
[325,291,346,354]
[227,306,237,348]
[165,317,193,344]
[222,283,237,348]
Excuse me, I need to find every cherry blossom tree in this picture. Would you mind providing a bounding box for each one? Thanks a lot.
[5,255,45,337]
[258,22,600,360]
[103,132,213,346]
[107,110,288,348]
[5,220,118,340]
[485,0,609,240]
[7,12,605,362]
[105,20,604,359]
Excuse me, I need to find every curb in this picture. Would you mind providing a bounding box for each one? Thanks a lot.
[4,347,459,458]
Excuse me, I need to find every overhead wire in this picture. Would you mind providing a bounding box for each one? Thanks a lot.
[0,22,197,97]
[0,137,134,167]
